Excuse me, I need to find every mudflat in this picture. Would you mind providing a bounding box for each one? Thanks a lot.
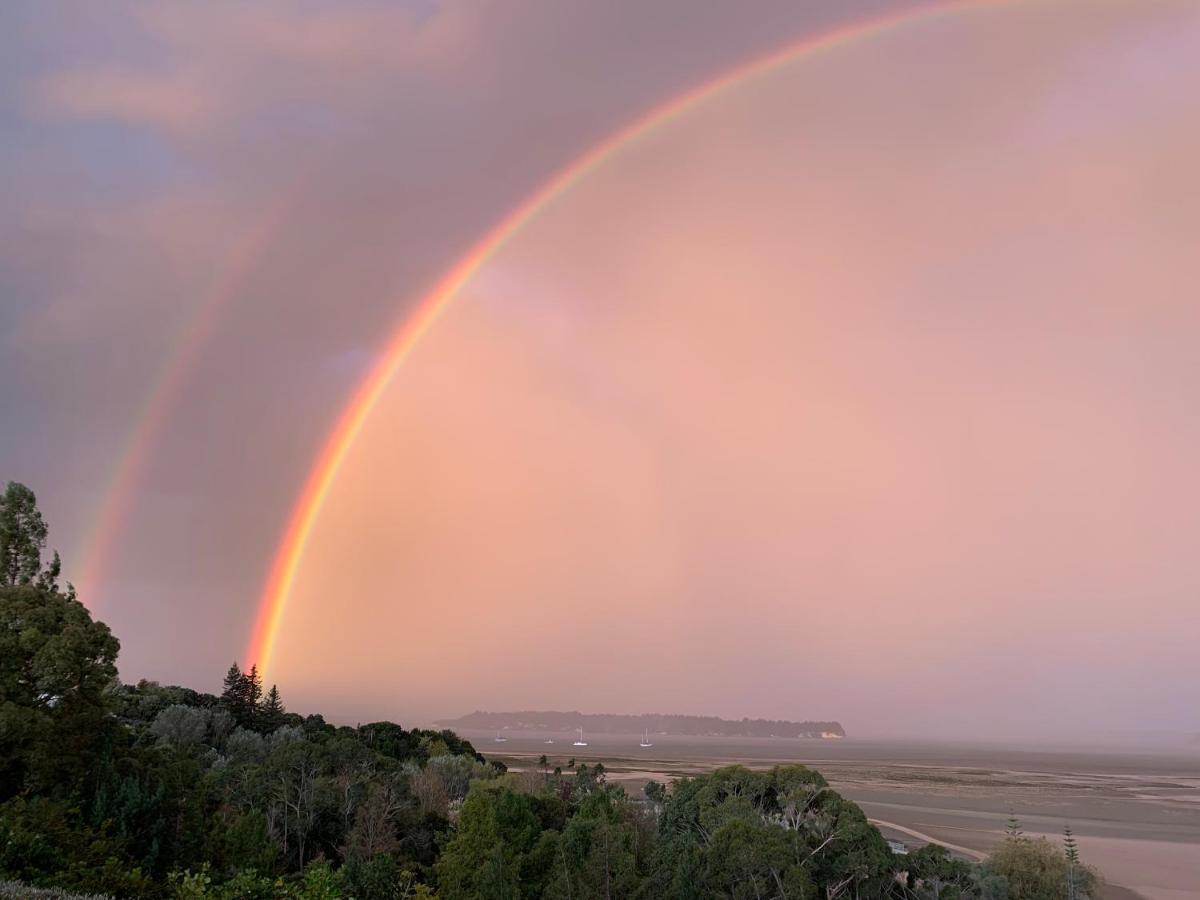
[467,732,1200,900]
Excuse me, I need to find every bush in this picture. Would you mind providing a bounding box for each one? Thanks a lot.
[0,798,153,897]
[987,836,1096,900]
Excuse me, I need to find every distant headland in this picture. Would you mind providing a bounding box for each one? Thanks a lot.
[436,710,845,739]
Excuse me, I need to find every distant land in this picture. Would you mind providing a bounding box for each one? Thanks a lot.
[436,710,846,738]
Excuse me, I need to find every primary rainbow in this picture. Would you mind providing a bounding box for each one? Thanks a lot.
[245,0,1010,673]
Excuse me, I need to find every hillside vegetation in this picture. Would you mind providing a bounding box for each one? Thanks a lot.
[0,482,1096,898]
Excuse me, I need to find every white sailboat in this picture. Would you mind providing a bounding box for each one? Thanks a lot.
[572,727,588,747]
[543,738,554,744]
[493,730,508,743]
[639,729,653,748]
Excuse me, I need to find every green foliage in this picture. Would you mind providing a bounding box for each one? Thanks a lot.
[0,482,50,587]
[436,783,544,899]
[643,780,665,804]
[262,685,287,732]
[2,485,1074,900]
[341,853,407,900]
[903,843,982,899]
[1063,824,1079,864]
[648,765,893,900]
[294,859,344,899]
[987,835,1096,900]
[0,798,153,897]
[0,581,119,800]
[221,663,269,730]
[704,818,814,899]
[543,791,641,899]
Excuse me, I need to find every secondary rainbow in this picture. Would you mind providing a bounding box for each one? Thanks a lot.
[74,172,317,609]
[246,0,1012,674]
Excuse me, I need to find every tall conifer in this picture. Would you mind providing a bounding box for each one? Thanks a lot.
[261,684,285,732]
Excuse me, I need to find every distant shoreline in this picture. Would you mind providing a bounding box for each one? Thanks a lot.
[436,709,846,739]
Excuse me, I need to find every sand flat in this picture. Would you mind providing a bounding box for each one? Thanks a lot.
[472,732,1200,898]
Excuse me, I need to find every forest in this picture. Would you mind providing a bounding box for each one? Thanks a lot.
[0,482,1095,899]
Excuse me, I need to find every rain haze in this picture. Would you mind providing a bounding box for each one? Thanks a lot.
[4,0,1199,743]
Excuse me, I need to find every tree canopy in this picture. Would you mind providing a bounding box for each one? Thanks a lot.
[0,483,1100,899]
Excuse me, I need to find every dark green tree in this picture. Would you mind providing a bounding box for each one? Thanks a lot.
[0,583,119,800]
[246,664,264,711]
[221,662,252,726]
[0,482,61,590]
[644,780,666,804]
[544,790,642,899]
[1064,824,1081,900]
[436,783,543,899]
[220,662,270,729]
[261,684,286,732]
[905,843,978,898]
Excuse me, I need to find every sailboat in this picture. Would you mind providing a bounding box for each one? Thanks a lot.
[639,729,653,748]
[572,727,588,747]
[493,730,508,743]
[543,738,555,744]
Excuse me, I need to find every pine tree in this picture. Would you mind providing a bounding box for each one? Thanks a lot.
[246,664,264,707]
[261,684,285,732]
[1064,824,1080,900]
[222,661,245,702]
[220,662,254,727]
[1063,823,1079,863]
[1005,813,1023,838]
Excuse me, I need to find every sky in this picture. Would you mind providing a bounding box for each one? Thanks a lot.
[2,0,1198,739]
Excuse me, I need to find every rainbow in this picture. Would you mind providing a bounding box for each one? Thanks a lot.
[74,184,306,608]
[246,0,1011,673]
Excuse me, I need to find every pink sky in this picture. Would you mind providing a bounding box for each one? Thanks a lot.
[3,0,1197,738]
[271,1,1200,736]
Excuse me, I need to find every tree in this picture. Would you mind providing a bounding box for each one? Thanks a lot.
[222,663,249,721]
[220,662,265,729]
[150,704,210,750]
[703,818,813,900]
[269,738,330,869]
[0,482,49,586]
[1005,813,1023,837]
[343,779,405,862]
[989,836,1096,900]
[905,844,977,899]
[0,582,119,800]
[436,784,543,899]
[246,665,264,714]
[544,791,642,900]
[261,684,286,732]
[644,780,665,804]
[1063,824,1082,900]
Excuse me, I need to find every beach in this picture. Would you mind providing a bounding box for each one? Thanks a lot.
[465,732,1200,900]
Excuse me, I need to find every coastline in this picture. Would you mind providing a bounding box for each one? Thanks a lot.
[469,732,1200,900]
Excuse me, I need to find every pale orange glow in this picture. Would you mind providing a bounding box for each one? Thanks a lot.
[245,0,1013,675]
[260,0,1200,736]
